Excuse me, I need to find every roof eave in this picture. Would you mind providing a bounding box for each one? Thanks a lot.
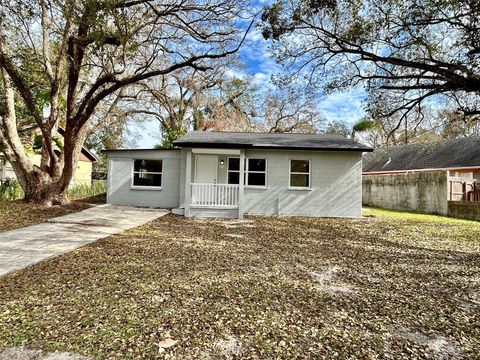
[172,141,373,152]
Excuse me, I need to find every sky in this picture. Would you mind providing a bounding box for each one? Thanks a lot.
[132,8,366,149]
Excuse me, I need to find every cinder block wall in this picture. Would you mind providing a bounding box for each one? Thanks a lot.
[362,171,448,215]
[448,201,480,220]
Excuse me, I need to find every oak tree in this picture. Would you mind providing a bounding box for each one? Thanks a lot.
[0,0,251,204]
[261,0,480,139]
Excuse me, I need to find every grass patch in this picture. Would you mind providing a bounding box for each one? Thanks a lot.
[363,206,480,252]
[1,212,479,358]
[363,206,479,225]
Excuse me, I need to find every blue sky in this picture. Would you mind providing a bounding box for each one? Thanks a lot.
[133,9,366,148]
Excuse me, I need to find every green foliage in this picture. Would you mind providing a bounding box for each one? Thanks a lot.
[352,119,376,133]
[67,181,106,200]
[0,180,24,201]
[0,180,106,202]
[31,135,64,151]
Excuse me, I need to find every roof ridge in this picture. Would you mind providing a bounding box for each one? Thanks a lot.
[190,130,344,137]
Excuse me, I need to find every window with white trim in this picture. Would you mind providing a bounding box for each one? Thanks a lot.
[246,158,267,186]
[289,160,310,188]
[227,157,267,186]
[227,157,240,184]
[133,159,162,187]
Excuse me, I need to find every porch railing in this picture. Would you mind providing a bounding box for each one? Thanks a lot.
[190,183,239,207]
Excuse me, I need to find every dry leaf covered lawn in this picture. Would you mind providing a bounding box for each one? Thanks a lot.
[0,200,92,233]
[1,209,479,359]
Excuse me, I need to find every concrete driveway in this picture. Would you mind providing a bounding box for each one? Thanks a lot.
[0,204,168,276]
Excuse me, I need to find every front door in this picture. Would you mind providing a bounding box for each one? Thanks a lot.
[193,155,218,205]
[195,155,218,183]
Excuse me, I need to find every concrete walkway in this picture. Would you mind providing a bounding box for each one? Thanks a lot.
[0,204,168,276]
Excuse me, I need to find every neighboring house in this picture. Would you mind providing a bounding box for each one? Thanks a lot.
[0,146,97,186]
[362,137,480,219]
[363,136,480,201]
[105,131,372,218]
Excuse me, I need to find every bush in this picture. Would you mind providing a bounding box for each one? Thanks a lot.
[0,179,24,201]
[68,180,106,200]
[0,180,106,202]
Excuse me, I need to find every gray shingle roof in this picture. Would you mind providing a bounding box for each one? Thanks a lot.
[363,136,480,172]
[173,131,372,152]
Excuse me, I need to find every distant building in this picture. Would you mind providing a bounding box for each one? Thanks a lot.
[363,137,480,201]
[1,147,97,186]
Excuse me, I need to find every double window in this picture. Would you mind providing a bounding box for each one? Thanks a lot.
[289,160,311,188]
[132,159,163,188]
[227,157,267,187]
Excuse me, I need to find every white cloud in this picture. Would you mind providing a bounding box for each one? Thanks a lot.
[317,88,367,125]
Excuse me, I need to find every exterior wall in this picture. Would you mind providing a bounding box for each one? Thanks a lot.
[107,149,182,208]
[362,171,449,215]
[73,160,92,185]
[448,201,480,221]
[243,150,363,217]
[0,156,15,179]
[106,148,364,217]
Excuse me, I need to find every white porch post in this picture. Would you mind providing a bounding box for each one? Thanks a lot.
[184,149,192,217]
[238,149,245,219]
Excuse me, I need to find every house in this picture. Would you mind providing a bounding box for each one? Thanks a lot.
[363,136,480,201]
[0,146,97,186]
[105,131,372,218]
[362,137,480,220]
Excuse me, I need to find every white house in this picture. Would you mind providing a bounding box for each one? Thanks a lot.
[105,131,372,218]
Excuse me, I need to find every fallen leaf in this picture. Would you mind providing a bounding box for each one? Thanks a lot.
[158,338,178,348]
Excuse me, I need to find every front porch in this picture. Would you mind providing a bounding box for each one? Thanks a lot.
[183,148,245,218]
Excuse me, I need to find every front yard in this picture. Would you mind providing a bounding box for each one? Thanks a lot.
[0,195,106,233]
[1,208,479,359]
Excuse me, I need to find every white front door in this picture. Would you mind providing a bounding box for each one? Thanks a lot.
[195,155,218,183]
[193,155,218,205]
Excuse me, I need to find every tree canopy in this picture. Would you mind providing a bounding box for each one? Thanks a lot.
[261,0,480,139]
[0,0,252,204]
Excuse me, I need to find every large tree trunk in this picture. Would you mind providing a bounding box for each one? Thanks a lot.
[20,171,69,206]
[20,129,85,206]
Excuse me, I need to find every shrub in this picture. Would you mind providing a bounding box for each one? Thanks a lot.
[0,179,24,201]
[68,180,106,200]
[0,180,106,202]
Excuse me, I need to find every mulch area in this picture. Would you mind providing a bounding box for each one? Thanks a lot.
[0,194,106,233]
[0,201,91,233]
[0,211,479,358]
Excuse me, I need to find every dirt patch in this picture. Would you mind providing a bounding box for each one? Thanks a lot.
[215,336,243,357]
[310,266,341,282]
[205,219,256,228]
[226,233,245,238]
[399,329,463,359]
[308,266,357,295]
[0,347,91,360]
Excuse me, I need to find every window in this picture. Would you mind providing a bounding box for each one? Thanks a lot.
[290,160,310,188]
[227,157,267,186]
[132,159,162,188]
[246,158,267,186]
[227,158,240,184]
